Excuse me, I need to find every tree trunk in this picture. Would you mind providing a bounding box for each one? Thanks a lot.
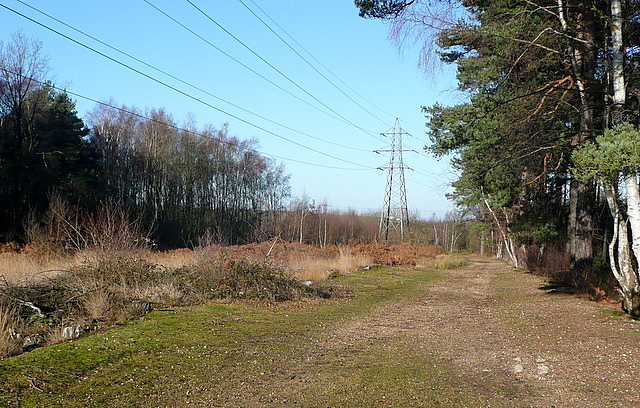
[625,173,640,264]
[483,194,519,267]
[566,178,594,284]
[611,0,625,125]
[603,182,640,315]
[606,0,640,315]
[557,0,596,282]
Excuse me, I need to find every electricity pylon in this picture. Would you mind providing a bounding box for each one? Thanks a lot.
[376,118,411,242]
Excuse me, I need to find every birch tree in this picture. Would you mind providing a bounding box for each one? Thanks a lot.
[573,125,640,314]
[355,0,640,281]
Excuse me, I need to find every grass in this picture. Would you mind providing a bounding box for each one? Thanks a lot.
[0,252,332,358]
[0,246,369,285]
[0,253,74,285]
[0,258,482,408]
[0,302,21,357]
[285,250,372,281]
[416,253,469,270]
[0,242,435,357]
[601,309,628,322]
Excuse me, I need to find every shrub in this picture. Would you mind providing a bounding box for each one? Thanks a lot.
[0,246,353,358]
[175,258,318,302]
[65,256,193,314]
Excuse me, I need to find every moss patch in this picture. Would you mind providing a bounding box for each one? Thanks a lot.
[0,261,484,407]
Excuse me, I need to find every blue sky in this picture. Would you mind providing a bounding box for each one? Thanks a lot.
[0,0,462,219]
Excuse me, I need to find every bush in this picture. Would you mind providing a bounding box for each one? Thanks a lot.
[0,252,337,357]
[175,258,318,302]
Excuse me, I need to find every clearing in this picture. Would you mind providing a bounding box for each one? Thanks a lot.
[2,256,639,407]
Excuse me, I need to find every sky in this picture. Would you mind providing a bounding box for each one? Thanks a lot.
[0,0,463,219]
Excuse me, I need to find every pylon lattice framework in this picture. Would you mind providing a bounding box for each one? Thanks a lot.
[376,119,411,242]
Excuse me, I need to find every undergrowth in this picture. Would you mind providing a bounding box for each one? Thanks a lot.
[0,242,442,359]
[0,254,335,358]
[0,260,457,407]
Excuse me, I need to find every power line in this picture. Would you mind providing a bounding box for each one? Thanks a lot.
[2,67,372,171]
[236,0,390,129]
[140,0,352,130]
[376,118,447,179]
[293,203,453,216]
[242,0,402,124]
[184,0,380,138]
[404,162,448,180]
[15,0,374,154]
[0,2,377,170]
[405,176,452,192]
[1,3,456,216]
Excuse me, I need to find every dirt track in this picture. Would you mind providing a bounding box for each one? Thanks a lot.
[396,257,640,407]
[357,257,640,407]
[9,255,640,407]
[254,257,640,407]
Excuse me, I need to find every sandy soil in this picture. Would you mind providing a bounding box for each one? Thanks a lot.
[260,257,640,407]
[332,257,640,407]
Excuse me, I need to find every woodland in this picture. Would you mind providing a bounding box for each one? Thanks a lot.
[2,0,640,320]
[2,2,640,403]
[0,30,294,249]
[0,31,409,251]
[356,0,640,315]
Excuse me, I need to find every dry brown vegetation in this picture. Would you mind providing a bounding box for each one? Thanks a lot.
[0,241,443,358]
[0,241,443,284]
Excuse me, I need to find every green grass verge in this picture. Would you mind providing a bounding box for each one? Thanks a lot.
[0,262,479,408]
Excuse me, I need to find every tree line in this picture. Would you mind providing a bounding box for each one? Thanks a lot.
[0,32,291,248]
[356,0,640,314]
[1,31,423,250]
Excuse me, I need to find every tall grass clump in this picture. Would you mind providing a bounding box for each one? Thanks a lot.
[0,252,72,284]
[288,248,372,281]
[0,300,22,357]
[65,256,192,315]
[416,253,469,270]
[0,252,337,357]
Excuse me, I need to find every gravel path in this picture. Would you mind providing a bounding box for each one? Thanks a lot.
[279,257,640,407]
[406,257,640,407]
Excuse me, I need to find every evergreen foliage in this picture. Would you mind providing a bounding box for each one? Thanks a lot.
[356,0,640,283]
[0,32,292,248]
[0,35,97,240]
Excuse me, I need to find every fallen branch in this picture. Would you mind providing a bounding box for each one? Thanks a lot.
[265,236,281,260]
[65,286,106,304]
[0,293,45,318]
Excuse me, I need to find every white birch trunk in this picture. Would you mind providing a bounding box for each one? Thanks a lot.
[603,182,640,314]
[503,210,520,268]
[611,0,625,123]
[624,174,640,267]
[608,0,640,314]
[433,225,439,246]
[483,195,519,267]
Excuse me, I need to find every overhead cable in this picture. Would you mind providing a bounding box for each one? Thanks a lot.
[140,0,353,129]
[15,0,373,153]
[0,3,376,169]
[2,68,372,171]
[237,0,390,128]
[242,0,403,124]
[184,0,380,138]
